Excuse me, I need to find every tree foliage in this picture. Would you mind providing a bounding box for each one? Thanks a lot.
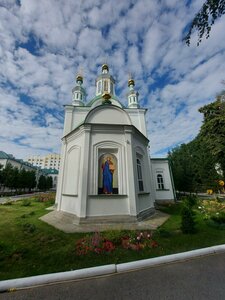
[181,204,196,234]
[198,92,225,174]
[185,0,225,46]
[0,163,53,193]
[0,163,37,193]
[168,137,219,193]
[169,92,225,193]
[37,175,53,191]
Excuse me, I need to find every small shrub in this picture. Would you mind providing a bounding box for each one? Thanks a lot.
[23,223,36,234]
[211,212,225,225]
[181,205,196,234]
[184,195,197,208]
[216,196,222,203]
[21,199,31,207]
[157,228,172,238]
[20,211,35,219]
[2,200,13,205]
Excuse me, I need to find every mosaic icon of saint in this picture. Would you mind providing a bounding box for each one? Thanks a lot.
[102,156,115,194]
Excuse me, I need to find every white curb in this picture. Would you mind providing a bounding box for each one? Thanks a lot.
[0,245,225,292]
[116,244,225,273]
[0,264,116,292]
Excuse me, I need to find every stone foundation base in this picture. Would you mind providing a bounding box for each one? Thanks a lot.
[39,207,169,233]
[63,207,155,225]
[155,199,175,206]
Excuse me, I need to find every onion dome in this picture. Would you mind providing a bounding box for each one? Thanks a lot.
[102,64,109,73]
[95,64,115,97]
[127,77,139,108]
[72,73,86,106]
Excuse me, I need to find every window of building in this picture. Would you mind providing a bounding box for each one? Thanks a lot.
[157,174,164,190]
[97,81,102,94]
[137,158,144,192]
[110,82,113,94]
[103,80,108,92]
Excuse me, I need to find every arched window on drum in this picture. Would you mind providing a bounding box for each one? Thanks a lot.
[157,174,164,190]
[137,158,144,192]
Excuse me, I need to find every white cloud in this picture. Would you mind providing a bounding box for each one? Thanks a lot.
[0,0,224,159]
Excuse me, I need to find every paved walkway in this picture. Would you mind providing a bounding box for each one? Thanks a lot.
[0,193,44,205]
[40,210,170,233]
[1,252,225,300]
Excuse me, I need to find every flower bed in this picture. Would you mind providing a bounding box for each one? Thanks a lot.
[75,231,158,255]
[197,199,225,226]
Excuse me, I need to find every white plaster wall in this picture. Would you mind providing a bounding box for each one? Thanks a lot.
[151,160,175,201]
[125,109,147,137]
[63,106,90,136]
[60,195,79,214]
[11,160,24,169]
[56,129,86,216]
[0,159,34,171]
[71,108,90,130]
[87,196,129,216]
[55,142,66,208]
[0,159,8,168]
[138,194,152,212]
[63,146,81,195]
[86,105,131,125]
[57,106,156,219]
[132,136,154,213]
[63,106,73,136]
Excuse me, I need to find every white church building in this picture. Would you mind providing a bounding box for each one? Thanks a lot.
[55,64,175,224]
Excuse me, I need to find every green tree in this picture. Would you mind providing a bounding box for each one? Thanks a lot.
[0,164,3,186]
[2,163,16,191]
[185,0,225,45]
[198,92,225,175]
[12,167,20,192]
[181,204,196,234]
[26,170,36,192]
[168,143,196,192]
[18,168,27,191]
[38,175,47,191]
[168,136,219,193]
[46,176,53,190]
[168,92,225,193]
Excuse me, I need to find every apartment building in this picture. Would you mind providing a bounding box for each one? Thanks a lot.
[26,153,61,171]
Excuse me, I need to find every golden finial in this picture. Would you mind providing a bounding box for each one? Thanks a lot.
[128,79,135,87]
[76,75,83,84]
[128,72,135,87]
[76,67,84,84]
[102,63,109,72]
[102,92,112,104]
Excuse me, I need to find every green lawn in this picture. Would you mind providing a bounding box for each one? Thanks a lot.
[0,195,225,280]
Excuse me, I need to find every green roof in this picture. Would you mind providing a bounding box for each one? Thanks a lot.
[86,95,125,108]
[42,168,59,175]
[0,151,10,159]
[0,150,37,169]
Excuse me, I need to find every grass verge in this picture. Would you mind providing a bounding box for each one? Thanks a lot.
[0,194,224,280]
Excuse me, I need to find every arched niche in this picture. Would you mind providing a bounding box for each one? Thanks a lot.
[98,153,118,194]
[63,146,80,195]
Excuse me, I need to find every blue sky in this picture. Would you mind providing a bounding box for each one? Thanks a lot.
[0,0,225,159]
